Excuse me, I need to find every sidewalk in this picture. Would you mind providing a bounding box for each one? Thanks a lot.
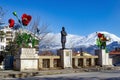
[0,68,82,79]
[0,66,120,79]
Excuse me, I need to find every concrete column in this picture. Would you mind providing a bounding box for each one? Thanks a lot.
[39,59,43,69]
[50,58,54,68]
[91,58,95,66]
[83,58,87,67]
[74,58,78,67]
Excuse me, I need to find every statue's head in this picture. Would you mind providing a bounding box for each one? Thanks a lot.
[62,27,65,31]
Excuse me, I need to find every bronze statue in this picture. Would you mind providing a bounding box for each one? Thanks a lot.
[61,27,67,49]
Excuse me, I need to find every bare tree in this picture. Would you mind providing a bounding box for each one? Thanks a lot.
[28,17,55,51]
[29,17,51,41]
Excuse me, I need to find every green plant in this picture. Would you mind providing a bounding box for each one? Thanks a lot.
[16,32,39,48]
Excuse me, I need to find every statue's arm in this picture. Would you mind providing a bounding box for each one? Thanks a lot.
[61,31,67,36]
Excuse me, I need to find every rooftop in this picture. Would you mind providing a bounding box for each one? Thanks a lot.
[109,47,120,55]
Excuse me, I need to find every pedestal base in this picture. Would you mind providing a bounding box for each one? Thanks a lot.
[14,48,39,71]
[95,49,113,66]
[57,49,72,68]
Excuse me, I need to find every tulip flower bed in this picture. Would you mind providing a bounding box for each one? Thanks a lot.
[8,11,39,48]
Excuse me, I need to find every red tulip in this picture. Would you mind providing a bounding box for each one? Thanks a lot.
[97,33,103,38]
[21,14,32,26]
[8,19,15,28]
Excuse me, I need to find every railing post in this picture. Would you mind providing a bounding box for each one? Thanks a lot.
[50,58,54,68]
[75,58,78,67]
[83,58,87,67]
[91,58,95,66]
[39,58,43,69]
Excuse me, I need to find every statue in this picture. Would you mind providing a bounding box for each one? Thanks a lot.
[96,32,110,51]
[61,27,67,49]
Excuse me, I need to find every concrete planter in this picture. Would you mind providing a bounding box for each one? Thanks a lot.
[14,48,39,71]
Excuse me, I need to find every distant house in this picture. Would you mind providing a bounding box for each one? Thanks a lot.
[72,51,80,56]
[109,48,120,65]
[39,51,54,56]
[72,51,93,56]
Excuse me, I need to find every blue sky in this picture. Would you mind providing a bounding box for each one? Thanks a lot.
[0,0,120,36]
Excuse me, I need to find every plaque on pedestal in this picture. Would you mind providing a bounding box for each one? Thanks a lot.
[57,49,72,68]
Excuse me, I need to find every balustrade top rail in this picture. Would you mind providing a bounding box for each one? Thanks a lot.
[72,56,98,58]
[39,56,60,59]
[39,55,98,59]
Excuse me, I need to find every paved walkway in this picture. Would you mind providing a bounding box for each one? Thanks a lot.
[1,67,120,80]
[4,71,120,80]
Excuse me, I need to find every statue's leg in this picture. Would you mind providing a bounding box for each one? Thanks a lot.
[62,42,65,49]
[62,43,63,49]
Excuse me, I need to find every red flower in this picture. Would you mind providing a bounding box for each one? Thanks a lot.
[97,33,103,38]
[21,14,32,26]
[8,19,15,28]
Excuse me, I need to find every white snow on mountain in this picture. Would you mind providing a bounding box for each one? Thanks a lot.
[39,31,120,51]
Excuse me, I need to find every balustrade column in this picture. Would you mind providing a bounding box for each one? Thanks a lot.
[83,58,87,67]
[39,58,43,69]
[91,58,95,66]
[74,58,78,67]
[50,58,54,68]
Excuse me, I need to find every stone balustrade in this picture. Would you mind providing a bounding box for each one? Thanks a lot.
[38,55,98,69]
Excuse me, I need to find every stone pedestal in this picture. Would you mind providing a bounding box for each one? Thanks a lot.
[95,49,112,66]
[57,49,72,68]
[14,48,39,71]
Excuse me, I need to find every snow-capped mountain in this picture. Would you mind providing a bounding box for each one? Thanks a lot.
[39,31,120,54]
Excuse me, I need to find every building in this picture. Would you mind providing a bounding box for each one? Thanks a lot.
[0,26,15,52]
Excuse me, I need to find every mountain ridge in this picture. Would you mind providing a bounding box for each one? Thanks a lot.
[39,31,120,53]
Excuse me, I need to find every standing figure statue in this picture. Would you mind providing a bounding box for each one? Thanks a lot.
[61,27,67,49]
